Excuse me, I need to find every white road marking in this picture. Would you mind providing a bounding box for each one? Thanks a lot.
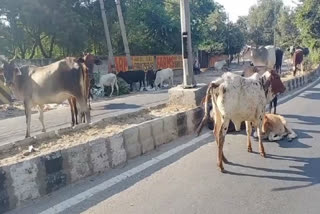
[39,132,212,214]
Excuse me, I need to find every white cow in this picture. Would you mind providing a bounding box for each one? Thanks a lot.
[154,68,174,90]
[196,71,285,172]
[242,45,276,70]
[96,73,119,97]
[214,60,226,72]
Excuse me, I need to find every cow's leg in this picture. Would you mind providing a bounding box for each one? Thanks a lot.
[245,121,253,152]
[115,80,119,96]
[77,97,90,124]
[24,101,32,138]
[268,100,273,114]
[273,96,278,114]
[171,76,174,87]
[109,83,114,97]
[216,119,230,172]
[257,119,266,157]
[301,62,304,75]
[68,98,76,126]
[38,105,46,132]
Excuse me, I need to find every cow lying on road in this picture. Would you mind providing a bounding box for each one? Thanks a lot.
[196,70,285,172]
[0,56,90,138]
[253,113,297,142]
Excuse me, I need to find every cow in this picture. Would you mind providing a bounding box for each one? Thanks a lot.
[253,113,297,142]
[241,65,284,114]
[292,49,304,76]
[68,53,101,126]
[0,56,90,138]
[275,48,284,73]
[146,69,159,88]
[117,70,146,91]
[196,70,285,172]
[241,45,276,70]
[214,60,226,72]
[154,68,174,90]
[95,73,119,97]
[288,46,309,57]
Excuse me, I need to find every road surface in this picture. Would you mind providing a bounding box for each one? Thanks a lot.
[8,77,320,214]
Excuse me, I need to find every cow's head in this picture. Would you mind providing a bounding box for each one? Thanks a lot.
[82,53,102,73]
[0,57,21,87]
[261,70,286,102]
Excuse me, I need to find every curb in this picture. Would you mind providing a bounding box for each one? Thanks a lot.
[0,107,203,212]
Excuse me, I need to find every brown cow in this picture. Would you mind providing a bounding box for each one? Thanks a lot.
[69,53,102,126]
[293,49,304,76]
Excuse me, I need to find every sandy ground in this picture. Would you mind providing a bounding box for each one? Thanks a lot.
[0,105,193,167]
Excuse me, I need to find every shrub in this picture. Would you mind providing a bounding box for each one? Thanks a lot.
[103,77,130,96]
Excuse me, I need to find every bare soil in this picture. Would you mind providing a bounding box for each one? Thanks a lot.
[0,105,193,167]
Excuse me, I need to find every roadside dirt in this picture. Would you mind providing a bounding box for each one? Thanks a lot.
[0,104,193,167]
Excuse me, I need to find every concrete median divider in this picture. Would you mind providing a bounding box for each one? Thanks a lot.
[0,106,204,212]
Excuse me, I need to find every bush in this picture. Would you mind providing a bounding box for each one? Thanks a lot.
[103,77,130,96]
[309,48,320,67]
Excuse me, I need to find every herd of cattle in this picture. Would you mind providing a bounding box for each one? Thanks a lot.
[196,45,308,172]
[0,54,174,137]
[0,44,309,171]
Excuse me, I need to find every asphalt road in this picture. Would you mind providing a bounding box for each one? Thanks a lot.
[8,78,320,214]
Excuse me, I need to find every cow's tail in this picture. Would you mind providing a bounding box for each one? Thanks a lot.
[196,81,220,136]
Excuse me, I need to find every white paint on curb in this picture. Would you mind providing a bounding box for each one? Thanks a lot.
[39,132,211,214]
[278,75,320,104]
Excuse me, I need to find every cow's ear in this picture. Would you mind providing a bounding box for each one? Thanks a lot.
[14,68,22,75]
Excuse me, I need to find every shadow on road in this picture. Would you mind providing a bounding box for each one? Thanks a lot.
[225,153,320,192]
[283,114,320,126]
[102,103,141,110]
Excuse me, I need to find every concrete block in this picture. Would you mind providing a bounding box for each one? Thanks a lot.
[168,83,207,108]
[138,122,155,154]
[41,151,67,194]
[192,107,204,128]
[186,109,195,134]
[123,126,141,159]
[89,138,110,174]
[57,127,73,136]
[63,144,90,183]
[34,131,57,141]
[150,118,165,147]
[0,167,10,213]
[108,134,127,167]
[9,159,40,206]
[176,112,187,137]
[163,115,178,144]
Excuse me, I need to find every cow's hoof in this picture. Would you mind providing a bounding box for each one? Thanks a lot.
[247,146,253,153]
[260,152,266,157]
[217,163,224,172]
[41,129,46,133]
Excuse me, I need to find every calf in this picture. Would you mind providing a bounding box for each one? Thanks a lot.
[253,113,297,142]
[0,57,90,138]
[96,73,119,97]
[196,71,285,172]
[117,70,146,91]
[154,68,174,90]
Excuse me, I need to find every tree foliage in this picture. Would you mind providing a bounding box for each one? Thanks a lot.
[0,0,247,59]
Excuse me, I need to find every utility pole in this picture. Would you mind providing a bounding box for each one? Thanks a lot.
[115,0,133,70]
[99,0,116,73]
[180,0,196,88]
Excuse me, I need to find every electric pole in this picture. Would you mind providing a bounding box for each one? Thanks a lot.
[99,0,116,73]
[180,0,196,88]
[115,0,133,70]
